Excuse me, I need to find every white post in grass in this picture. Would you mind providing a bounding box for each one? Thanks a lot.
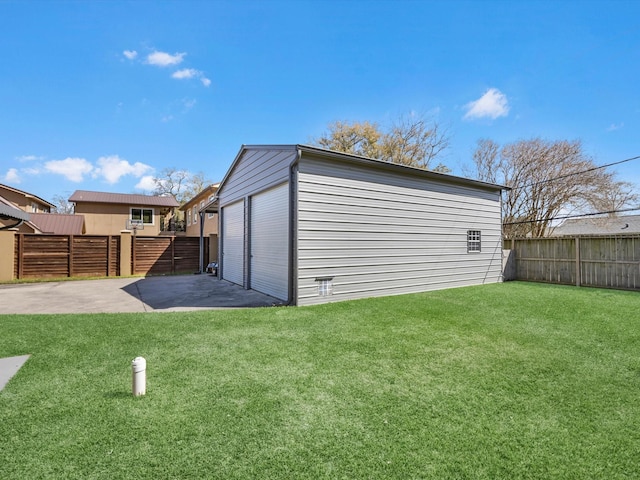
[132,357,146,396]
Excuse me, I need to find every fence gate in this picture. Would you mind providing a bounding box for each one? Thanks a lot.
[131,236,205,276]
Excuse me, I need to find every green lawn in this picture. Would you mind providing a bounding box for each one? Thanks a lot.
[1,282,639,479]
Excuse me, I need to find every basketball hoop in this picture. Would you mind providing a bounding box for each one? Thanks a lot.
[126,219,144,234]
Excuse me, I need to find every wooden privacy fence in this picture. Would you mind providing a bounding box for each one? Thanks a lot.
[132,236,206,275]
[507,235,640,290]
[11,233,207,279]
[14,234,120,279]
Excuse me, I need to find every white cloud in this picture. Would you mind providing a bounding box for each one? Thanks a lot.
[172,68,211,87]
[135,175,157,192]
[146,50,186,67]
[94,155,153,184]
[607,122,624,132]
[172,68,198,79]
[17,154,43,162]
[45,158,94,182]
[3,168,20,184]
[463,88,510,120]
[183,98,196,109]
[123,50,138,60]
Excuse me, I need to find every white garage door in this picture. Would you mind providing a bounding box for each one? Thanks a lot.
[222,200,244,286]
[250,183,289,301]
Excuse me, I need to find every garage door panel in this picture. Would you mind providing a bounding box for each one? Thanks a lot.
[222,200,244,286]
[250,184,289,300]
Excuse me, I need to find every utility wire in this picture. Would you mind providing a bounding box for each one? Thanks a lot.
[503,206,640,226]
[514,154,640,190]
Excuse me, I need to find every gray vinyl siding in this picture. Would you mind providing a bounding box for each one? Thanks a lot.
[295,156,503,306]
[217,148,296,206]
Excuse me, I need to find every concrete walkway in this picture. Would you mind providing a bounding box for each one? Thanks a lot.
[0,274,284,314]
[0,355,30,391]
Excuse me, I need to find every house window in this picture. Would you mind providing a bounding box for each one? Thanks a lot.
[131,208,153,224]
[187,210,192,226]
[467,230,481,253]
[316,277,334,296]
[208,195,215,219]
[193,205,198,224]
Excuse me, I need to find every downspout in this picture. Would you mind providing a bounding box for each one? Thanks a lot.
[287,147,302,305]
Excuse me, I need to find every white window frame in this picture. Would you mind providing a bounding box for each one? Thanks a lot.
[467,230,481,253]
[193,205,198,224]
[187,209,192,226]
[130,207,154,225]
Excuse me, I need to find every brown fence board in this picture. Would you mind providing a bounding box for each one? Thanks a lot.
[15,234,121,279]
[132,236,204,275]
[508,234,640,291]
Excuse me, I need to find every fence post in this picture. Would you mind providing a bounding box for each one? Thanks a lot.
[68,235,74,277]
[0,230,16,281]
[575,236,581,287]
[120,230,132,276]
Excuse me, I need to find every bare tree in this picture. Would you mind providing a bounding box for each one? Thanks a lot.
[152,168,212,205]
[52,193,74,214]
[312,113,450,170]
[472,138,637,238]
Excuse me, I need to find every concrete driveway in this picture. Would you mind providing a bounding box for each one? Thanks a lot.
[0,274,284,314]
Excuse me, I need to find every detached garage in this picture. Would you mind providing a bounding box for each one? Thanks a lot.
[215,144,506,306]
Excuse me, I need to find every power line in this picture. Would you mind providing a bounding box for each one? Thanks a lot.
[515,154,640,190]
[503,206,640,226]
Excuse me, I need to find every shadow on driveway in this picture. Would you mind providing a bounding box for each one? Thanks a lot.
[122,274,285,311]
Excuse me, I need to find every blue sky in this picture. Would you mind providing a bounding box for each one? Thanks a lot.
[1,0,639,205]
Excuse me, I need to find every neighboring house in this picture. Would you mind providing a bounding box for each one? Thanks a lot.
[0,183,54,232]
[0,183,54,214]
[550,215,640,236]
[181,183,220,237]
[69,190,179,235]
[213,144,507,306]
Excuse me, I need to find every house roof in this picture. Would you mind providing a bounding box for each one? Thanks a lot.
[217,144,509,195]
[550,214,640,236]
[28,213,85,235]
[69,190,179,207]
[180,183,221,211]
[0,197,30,221]
[0,183,55,209]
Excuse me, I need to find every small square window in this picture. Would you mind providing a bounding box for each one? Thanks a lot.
[467,230,481,253]
[316,277,333,296]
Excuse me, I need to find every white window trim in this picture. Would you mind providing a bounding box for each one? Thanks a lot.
[130,207,155,225]
[467,230,481,253]
[193,205,198,224]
